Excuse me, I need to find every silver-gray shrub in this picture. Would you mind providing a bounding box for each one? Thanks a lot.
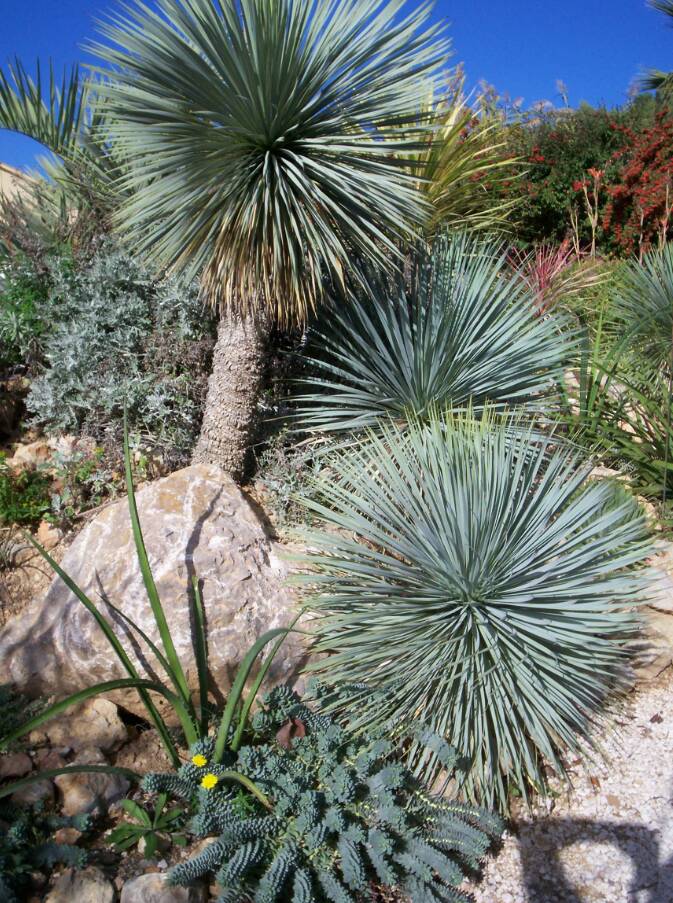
[26,244,215,465]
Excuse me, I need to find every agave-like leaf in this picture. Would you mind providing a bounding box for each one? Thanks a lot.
[295,231,577,434]
[0,58,89,158]
[91,0,449,323]
[415,70,521,235]
[0,58,124,239]
[295,411,653,810]
[610,243,673,369]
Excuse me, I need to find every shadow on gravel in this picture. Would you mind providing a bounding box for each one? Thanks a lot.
[518,816,673,902]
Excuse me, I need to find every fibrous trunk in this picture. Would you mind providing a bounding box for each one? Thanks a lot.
[193,310,267,481]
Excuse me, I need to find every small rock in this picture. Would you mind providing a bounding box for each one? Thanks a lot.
[189,837,217,859]
[54,747,130,816]
[34,748,68,770]
[45,867,115,903]
[52,826,82,845]
[120,873,207,902]
[7,439,51,472]
[11,777,54,806]
[0,751,33,780]
[114,728,174,774]
[36,520,63,551]
[27,730,49,747]
[45,698,128,752]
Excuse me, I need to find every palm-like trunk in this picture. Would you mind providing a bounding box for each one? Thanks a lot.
[193,311,267,481]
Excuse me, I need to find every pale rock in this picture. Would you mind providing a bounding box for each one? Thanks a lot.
[44,698,128,752]
[120,873,207,903]
[45,867,115,903]
[36,519,63,551]
[630,611,673,681]
[646,567,673,615]
[54,746,130,815]
[7,438,51,472]
[0,465,306,720]
[0,751,32,779]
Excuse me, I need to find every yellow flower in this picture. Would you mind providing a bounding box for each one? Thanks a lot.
[191,754,208,768]
[201,773,219,790]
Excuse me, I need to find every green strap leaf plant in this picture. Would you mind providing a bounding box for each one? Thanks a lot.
[123,413,192,710]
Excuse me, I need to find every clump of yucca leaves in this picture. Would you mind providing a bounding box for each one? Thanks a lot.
[144,686,502,903]
[295,230,577,436]
[296,410,654,811]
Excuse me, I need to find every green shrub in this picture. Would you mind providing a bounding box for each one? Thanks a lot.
[0,453,52,526]
[26,244,215,467]
[0,802,91,902]
[296,412,653,811]
[295,231,577,436]
[255,430,322,535]
[144,686,502,903]
[45,446,121,529]
[610,242,673,369]
[0,257,49,371]
[108,793,187,857]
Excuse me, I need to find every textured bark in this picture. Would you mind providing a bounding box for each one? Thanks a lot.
[193,311,267,480]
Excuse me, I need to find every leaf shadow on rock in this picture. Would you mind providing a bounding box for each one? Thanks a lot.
[184,485,227,710]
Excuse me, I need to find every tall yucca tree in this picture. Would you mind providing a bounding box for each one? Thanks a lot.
[91,0,448,479]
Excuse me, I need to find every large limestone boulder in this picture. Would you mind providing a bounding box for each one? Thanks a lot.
[0,465,305,716]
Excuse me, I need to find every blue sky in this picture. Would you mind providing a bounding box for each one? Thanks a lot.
[1,0,672,170]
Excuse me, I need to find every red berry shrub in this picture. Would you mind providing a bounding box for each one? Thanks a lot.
[602,111,673,257]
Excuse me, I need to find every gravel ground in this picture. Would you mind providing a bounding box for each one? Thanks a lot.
[468,669,673,903]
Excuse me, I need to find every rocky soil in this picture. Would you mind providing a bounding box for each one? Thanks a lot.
[469,667,673,903]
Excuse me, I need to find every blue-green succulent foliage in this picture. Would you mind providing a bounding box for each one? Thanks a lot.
[143,687,502,903]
